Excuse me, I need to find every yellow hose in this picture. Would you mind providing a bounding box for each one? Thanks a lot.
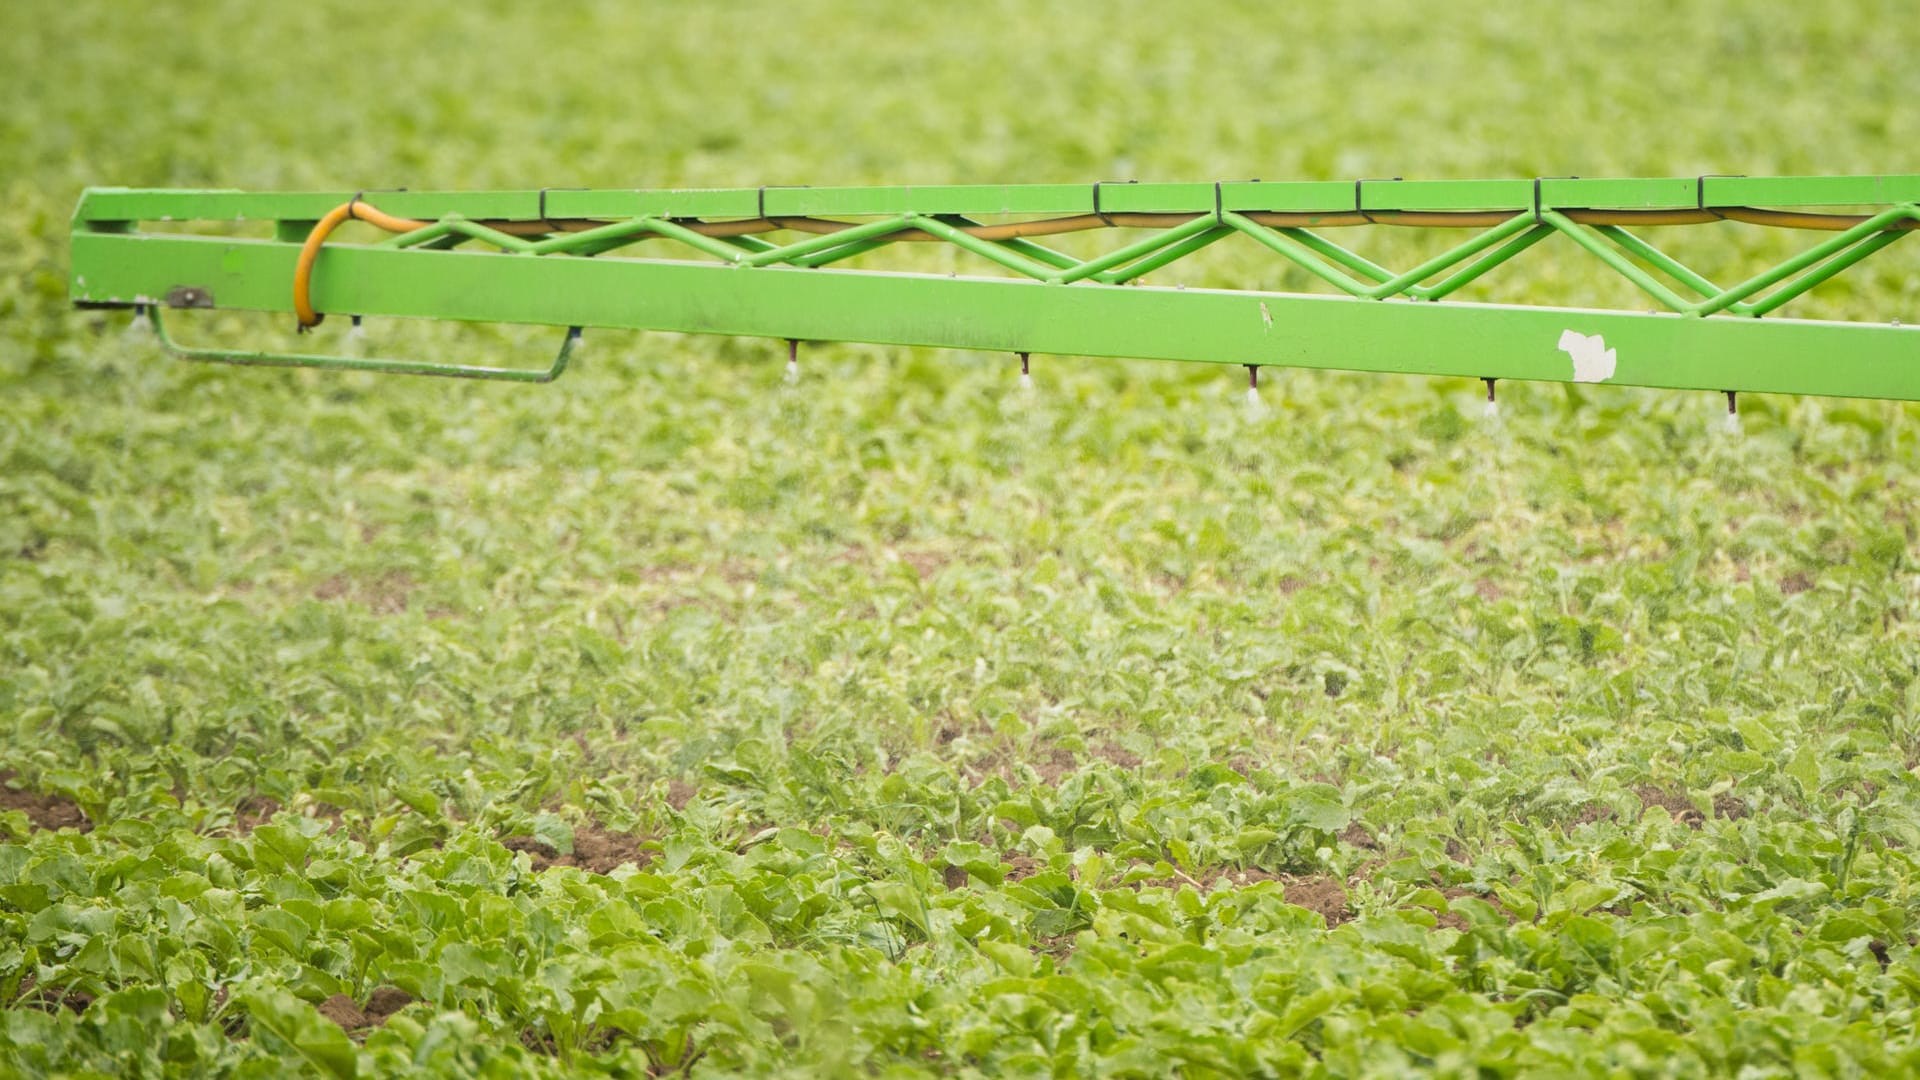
[294,201,426,328]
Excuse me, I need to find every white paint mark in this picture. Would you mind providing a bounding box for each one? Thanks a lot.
[1260,302,1273,332]
[1557,329,1617,383]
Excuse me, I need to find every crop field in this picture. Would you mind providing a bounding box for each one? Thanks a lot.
[9,1,1920,1076]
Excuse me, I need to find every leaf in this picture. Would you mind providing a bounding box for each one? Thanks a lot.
[1786,743,1823,797]
[531,812,575,857]
[237,988,360,1079]
[1285,784,1350,832]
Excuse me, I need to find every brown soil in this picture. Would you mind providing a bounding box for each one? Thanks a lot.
[1444,837,1471,864]
[1035,744,1076,784]
[502,824,650,874]
[1713,792,1750,820]
[1571,803,1615,827]
[318,987,413,1031]
[1278,874,1353,927]
[15,977,94,1014]
[0,771,91,832]
[317,994,368,1031]
[1095,742,1142,768]
[665,779,699,811]
[1339,822,1380,850]
[1475,579,1503,602]
[1636,785,1704,829]
[832,546,949,582]
[235,796,283,832]
[1116,865,1352,924]
[942,864,970,890]
[1033,935,1077,960]
[313,570,416,615]
[897,550,948,581]
[1003,853,1046,881]
[1780,572,1815,595]
[365,987,412,1020]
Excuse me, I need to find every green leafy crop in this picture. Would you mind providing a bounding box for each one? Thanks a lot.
[6,0,1920,1075]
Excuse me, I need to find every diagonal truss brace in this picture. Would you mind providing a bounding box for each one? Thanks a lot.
[66,177,1920,401]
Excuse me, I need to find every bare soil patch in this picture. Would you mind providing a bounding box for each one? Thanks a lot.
[313,570,416,614]
[1571,803,1615,827]
[14,976,93,1014]
[0,771,91,832]
[1278,874,1352,926]
[319,987,413,1031]
[1339,822,1380,850]
[317,994,367,1031]
[503,823,651,873]
[235,795,283,832]
[1032,744,1076,784]
[665,778,699,811]
[1003,853,1046,881]
[1636,785,1704,829]
[1116,864,1353,924]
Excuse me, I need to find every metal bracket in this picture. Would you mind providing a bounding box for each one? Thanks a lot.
[1354,177,1402,223]
[1697,174,1745,219]
[1091,179,1135,226]
[1533,176,1579,225]
[757,184,810,222]
[147,307,580,383]
[538,187,586,234]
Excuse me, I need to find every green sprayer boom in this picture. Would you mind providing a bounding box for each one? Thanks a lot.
[67,176,1920,405]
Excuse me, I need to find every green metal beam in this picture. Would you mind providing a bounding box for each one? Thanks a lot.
[69,231,1920,401]
[70,174,1920,228]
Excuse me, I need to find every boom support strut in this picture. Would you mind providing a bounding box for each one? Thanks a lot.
[66,175,1920,401]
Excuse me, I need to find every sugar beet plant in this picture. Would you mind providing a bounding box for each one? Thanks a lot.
[9,0,1920,1076]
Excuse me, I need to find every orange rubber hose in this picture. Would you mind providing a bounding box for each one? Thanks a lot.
[293,201,427,328]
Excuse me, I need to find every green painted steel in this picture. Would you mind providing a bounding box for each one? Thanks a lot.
[68,231,1920,401]
[65,177,1920,402]
[69,175,1920,223]
[147,306,581,382]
